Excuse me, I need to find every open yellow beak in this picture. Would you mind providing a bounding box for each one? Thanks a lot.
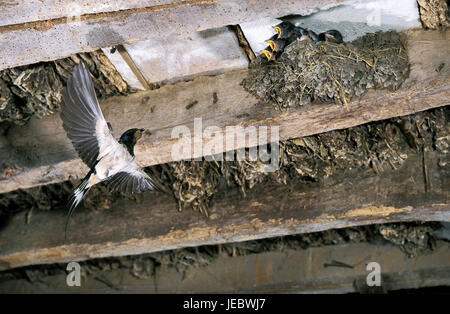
[262,50,272,61]
[265,40,275,50]
[273,26,281,36]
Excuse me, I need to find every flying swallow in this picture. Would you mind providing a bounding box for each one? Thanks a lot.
[61,63,157,237]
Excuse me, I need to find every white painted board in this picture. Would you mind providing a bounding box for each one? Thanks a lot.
[124,27,249,85]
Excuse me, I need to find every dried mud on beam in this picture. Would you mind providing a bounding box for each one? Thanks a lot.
[150,106,450,213]
[0,106,448,219]
[0,29,448,194]
[0,50,129,125]
[243,31,409,108]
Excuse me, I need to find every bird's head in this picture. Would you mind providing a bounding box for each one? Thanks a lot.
[273,25,282,37]
[273,21,293,38]
[119,128,145,156]
[319,30,343,43]
[262,50,275,61]
[265,40,276,51]
[120,128,145,143]
[318,32,326,42]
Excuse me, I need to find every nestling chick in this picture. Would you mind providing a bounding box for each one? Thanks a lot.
[266,38,288,53]
[273,21,295,39]
[301,29,319,42]
[261,49,279,61]
[318,30,344,44]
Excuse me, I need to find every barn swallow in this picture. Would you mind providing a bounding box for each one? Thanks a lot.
[273,21,295,39]
[298,29,319,42]
[261,49,279,61]
[318,30,344,43]
[274,22,308,42]
[265,38,288,53]
[290,26,309,42]
[263,34,278,51]
[61,63,157,237]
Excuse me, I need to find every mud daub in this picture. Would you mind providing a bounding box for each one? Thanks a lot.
[0,51,129,125]
[242,31,409,108]
[152,106,449,214]
[0,221,444,283]
[1,106,448,218]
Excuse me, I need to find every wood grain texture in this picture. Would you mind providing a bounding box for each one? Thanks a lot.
[1,241,449,293]
[0,1,179,26]
[0,0,346,71]
[0,29,448,194]
[0,151,448,271]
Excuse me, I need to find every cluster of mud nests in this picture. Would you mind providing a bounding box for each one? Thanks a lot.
[0,221,445,285]
[243,31,409,108]
[0,51,129,125]
[1,106,448,218]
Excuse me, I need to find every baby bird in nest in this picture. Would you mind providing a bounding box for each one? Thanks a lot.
[319,30,344,44]
[262,21,344,61]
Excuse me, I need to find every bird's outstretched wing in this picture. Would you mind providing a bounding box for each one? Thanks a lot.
[105,167,157,194]
[61,63,117,168]
[61,63,155,195]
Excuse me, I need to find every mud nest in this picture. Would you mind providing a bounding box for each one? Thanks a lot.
[0,50,129,125]
[242,31,409,108]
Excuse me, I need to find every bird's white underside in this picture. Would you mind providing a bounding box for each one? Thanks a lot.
[91,118,149,186]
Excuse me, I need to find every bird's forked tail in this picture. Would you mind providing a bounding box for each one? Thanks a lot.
[65,173,92,239]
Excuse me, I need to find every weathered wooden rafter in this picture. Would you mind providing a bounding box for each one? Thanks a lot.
[0,150,448,271]
[0,0,348,71]
[0,29,448,194]
[1,241,449,293]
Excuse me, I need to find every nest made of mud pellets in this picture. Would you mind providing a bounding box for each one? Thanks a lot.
[243,31,409,108]
[0,51,129,125]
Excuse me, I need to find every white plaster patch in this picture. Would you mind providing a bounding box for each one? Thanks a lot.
[101,47,145,91]
[123,27,248,85]
[240,0,421,53]
[287,0,421,42]
[239,18,282,55]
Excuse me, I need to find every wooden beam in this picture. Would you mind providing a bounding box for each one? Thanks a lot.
[0,1,177,26]
[0,150,448,271]
[0,29,448,194]
[0,0,347,71]
[1,241,449,293]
